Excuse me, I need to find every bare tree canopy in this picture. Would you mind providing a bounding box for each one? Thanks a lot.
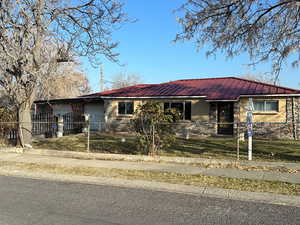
[240,73,278,85]
[0,89,11,108]
[36,62,91,100]
[110,73,143,89]
[175,0,300,82]
[0,0,128,146]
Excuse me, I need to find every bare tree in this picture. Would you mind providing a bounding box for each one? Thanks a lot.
[175,0,300,83]
[110,72,143,89]
[0,0,128,146]
[36,62,91,100]
[0,89,11,109]
[240,73,278,85]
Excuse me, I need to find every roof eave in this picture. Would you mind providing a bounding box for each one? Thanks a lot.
[205,99,238,102]
[99,96,207,99]
[34,96,103,104]
[240,94,300,98]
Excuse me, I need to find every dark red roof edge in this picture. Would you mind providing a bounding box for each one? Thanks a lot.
[81,76,300,99]
[82,84,154,97]
[172,76,300,93]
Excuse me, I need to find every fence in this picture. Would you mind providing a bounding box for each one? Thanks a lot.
[0,122,18,146]
[0,112,85,145]
[0,120,300,162]
[62,113,85,135]
[32,113,56,137]
[31,112,85,137]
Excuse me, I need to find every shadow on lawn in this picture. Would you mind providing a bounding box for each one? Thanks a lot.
[33,133,300,162]
[88,132,141,155]
[33,134,87,152]
[166,137,239,158]
[167,137,300,162]
[252,140,300,162]
[272,153,300,162]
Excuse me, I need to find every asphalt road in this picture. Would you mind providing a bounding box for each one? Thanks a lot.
[0,176,299,225]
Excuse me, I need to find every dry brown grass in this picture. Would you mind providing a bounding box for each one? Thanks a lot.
[32,132,300,163]
[0,161,299,196]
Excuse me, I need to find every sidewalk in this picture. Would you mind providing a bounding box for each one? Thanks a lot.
[0,151,299,208]
[27,148,300,171]
[0,151,299,184]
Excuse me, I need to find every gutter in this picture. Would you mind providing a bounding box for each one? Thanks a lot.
[34,96,104,104]
[205,99,238,102]
[240,94,300,98]
[99,96,207,99]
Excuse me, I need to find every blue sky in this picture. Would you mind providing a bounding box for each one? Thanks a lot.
[82,0,299,93]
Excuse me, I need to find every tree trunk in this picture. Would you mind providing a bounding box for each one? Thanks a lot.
[18,103,32,147]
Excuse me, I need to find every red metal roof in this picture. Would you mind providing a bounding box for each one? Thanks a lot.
[84,77,300,100]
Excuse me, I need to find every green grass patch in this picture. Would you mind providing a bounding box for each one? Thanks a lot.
[32,132,300,163]
[166,137,300,162]
[0,161,299,196]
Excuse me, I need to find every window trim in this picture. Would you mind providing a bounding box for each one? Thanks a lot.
[253,100,279,112]
[117,101,134,115]
[164,101,192,121]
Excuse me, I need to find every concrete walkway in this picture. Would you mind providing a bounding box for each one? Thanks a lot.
[0,152,299,184]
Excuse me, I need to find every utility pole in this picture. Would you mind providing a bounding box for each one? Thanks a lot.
[99,63,104,92]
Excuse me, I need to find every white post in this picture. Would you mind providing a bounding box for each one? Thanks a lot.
[83,114,90,152]
[56,115,64,138]
[87,121,90,153]
[248,135,252,161]
[236,123,240,161]
[247,98,254,161]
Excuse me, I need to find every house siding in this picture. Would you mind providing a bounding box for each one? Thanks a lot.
[104,97,300,139]
[103,100,138,131]
[84,103,104,131]
[105,99,209,119]
[239,97,287,122]
[237,97,300,139]
[191,100,210,121]
[103,99,217,136]
[39,96,300,139]
[52,104,73,116]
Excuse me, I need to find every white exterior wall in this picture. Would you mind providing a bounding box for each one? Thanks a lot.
[52,104,73,116]
[84,103,104,131]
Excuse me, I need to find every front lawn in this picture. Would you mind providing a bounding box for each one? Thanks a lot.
[32,132,300,162]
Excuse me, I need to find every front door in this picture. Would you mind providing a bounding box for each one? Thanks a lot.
[217,103,234,135]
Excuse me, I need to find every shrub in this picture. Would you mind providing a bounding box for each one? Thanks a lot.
[131,101,180,155]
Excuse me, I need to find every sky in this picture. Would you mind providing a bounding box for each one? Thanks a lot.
[82,0,300,93]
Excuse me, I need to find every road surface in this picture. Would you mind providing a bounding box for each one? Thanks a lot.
[0,175,299,225]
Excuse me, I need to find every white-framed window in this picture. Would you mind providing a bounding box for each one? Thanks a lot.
[118,102,134,115]
[253,100,279,112]
[164,101,192,120]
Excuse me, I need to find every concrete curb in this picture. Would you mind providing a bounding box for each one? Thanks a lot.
[0,167,299,208]
[3,147,239,164]
[5,147,299,170]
